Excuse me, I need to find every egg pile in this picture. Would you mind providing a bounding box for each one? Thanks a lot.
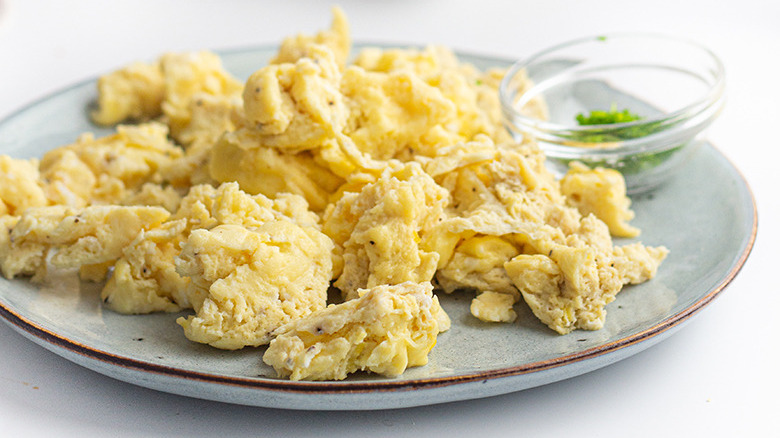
[0,8,666,381]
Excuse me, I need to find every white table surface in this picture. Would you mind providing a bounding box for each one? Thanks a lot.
[0,1,776,436]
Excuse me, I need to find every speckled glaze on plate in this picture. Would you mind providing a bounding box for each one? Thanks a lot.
[0,46,757,410]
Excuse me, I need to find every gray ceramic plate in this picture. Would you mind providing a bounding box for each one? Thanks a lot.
[0,46,757,410]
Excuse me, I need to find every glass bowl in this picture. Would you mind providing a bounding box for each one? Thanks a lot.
[499,33,726,193]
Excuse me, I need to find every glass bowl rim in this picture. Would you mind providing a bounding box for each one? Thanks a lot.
[499,32,726,150]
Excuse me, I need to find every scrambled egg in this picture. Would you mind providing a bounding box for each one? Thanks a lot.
[560,162,640,238]
[101,182,323,316]
[263,281,448,380]
[0,205,169,281]
[322,162,447,300]
[91,60,165,126]
[471,291,518,323]
[436,234,521,297]
[39,122,183,208]
[176,220,333,350]
[416,135,666,334]
[0,7,669,380]
[504,215,668,334]
[91,51,243,189]
[0,156,48,216]
[210,128,344,212]
[92,51,242,135]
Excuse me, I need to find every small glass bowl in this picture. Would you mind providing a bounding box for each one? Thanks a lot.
[500,33,725,193]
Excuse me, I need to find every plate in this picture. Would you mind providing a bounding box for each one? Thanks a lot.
[0,45,757,410]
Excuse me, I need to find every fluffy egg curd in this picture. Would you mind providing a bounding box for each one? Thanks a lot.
[264,281,449,381]
[0,7,668,380]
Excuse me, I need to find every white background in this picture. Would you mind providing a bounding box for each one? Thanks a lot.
[0,1,776,436]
